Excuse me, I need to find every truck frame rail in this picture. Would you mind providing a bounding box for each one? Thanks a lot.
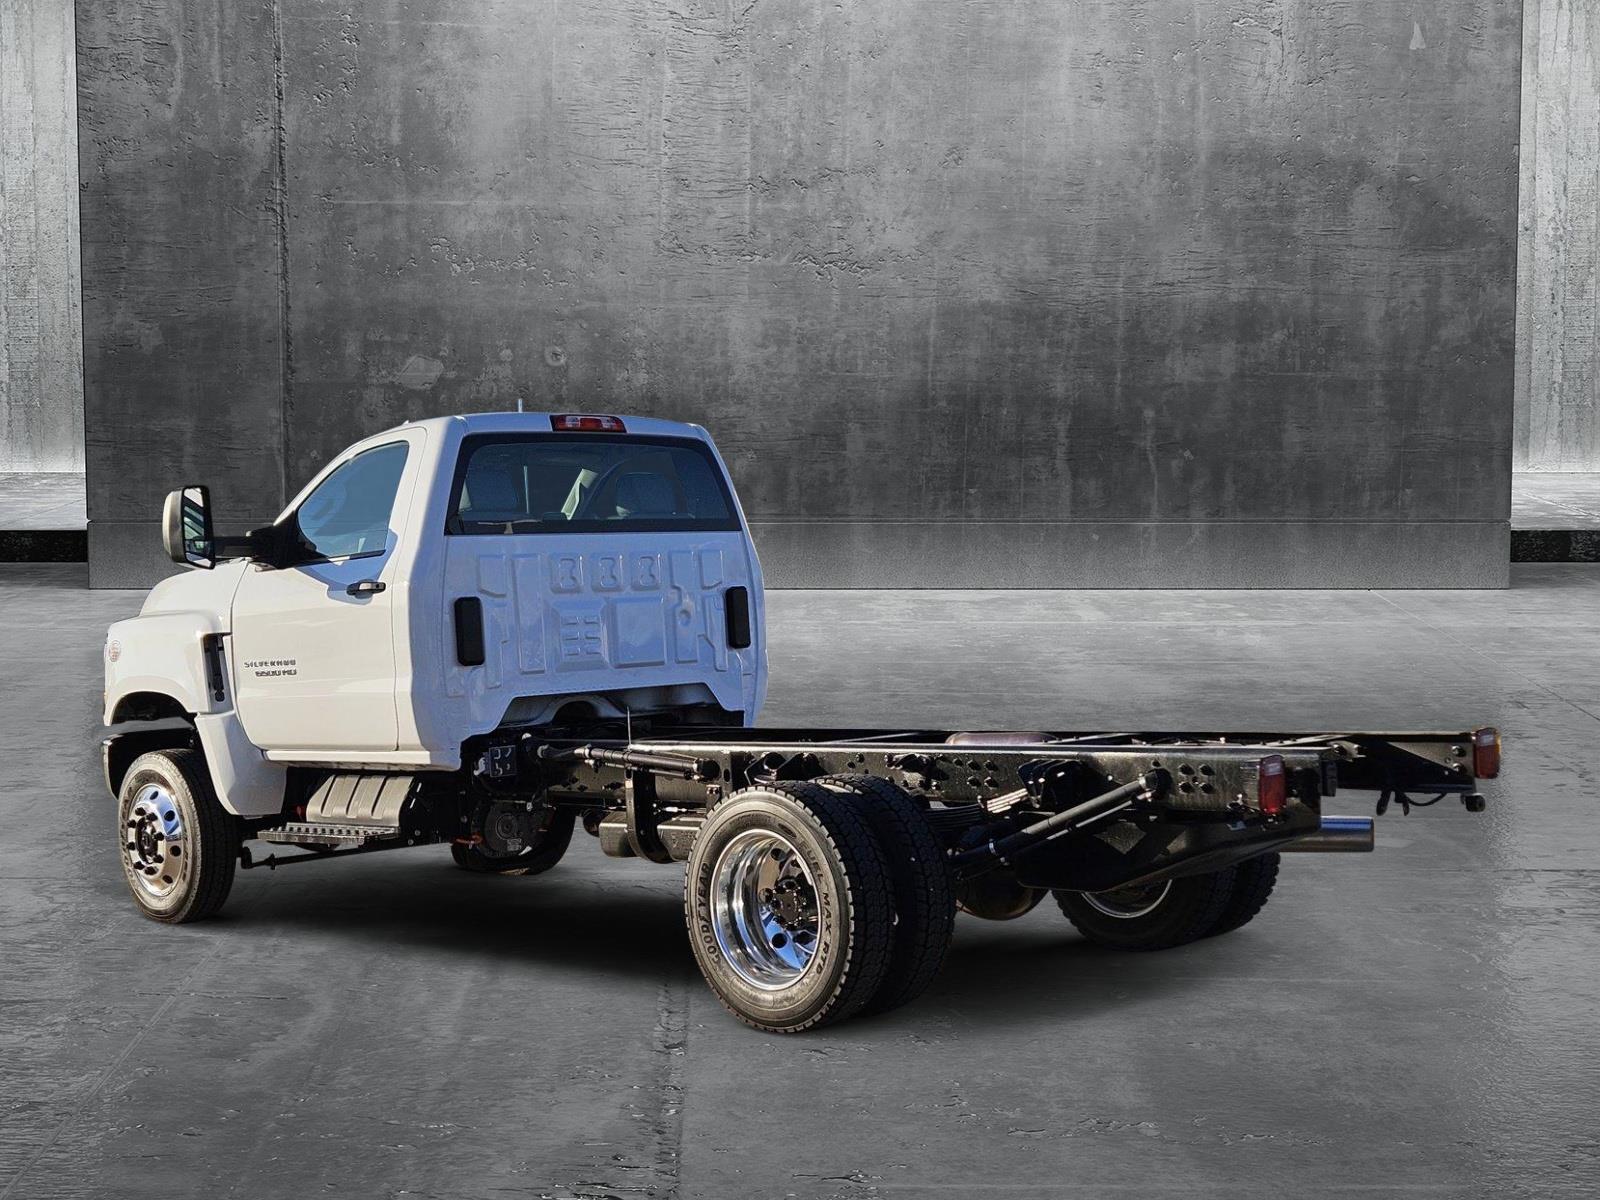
[499,724,1500,891]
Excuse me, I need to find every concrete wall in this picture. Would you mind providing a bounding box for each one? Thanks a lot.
[1,0,83,472]
[1516,0,1599,471]
[77,1,283,575]
[79,0,1522,588]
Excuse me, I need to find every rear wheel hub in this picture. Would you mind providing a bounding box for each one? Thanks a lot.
[1080,879,1173,919]
[711,831,821,989]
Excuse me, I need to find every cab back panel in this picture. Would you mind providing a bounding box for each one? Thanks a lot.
[440,532,759,730]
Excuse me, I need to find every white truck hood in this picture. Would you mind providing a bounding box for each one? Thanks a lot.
[137,560,250,624]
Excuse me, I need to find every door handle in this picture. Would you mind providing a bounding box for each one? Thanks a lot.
[346,579,386,596]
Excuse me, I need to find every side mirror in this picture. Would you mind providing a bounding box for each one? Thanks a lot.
[161,486,215,569]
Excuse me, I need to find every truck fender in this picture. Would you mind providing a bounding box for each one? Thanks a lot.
[193,710,288,818]
[104,610,228,724]
[103,712,287,819]
[104,609,288,817]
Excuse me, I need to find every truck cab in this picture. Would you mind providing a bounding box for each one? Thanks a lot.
[104,412,768,815]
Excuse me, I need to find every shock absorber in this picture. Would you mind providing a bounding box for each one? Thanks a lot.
[950,771,1166,878]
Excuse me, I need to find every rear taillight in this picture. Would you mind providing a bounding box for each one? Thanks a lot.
[551,413,627,433]
[1472,727,1501,779]
[1257,754,1287,816]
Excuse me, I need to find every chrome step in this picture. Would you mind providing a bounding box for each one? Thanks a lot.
[259,821,402,847]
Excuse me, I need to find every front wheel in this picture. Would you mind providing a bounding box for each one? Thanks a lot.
[685,783,895,1033]
[1053,868,1236,951]
[117,748,239,923]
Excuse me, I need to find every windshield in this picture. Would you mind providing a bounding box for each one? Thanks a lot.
[446,434,741,535]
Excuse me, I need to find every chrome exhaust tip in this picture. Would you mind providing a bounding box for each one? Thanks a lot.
[1280,815,1375,853]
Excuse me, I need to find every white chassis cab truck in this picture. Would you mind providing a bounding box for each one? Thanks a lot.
[103,411,1503,1032]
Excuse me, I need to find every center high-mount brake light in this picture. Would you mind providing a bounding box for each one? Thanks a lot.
[551,414,627,433]
[1257,754,1287,816]
[1472,727,1501,779]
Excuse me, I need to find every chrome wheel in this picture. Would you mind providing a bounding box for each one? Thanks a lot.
[1080,879,1172,920]
[710,829,821,989]
[121,782,190,904]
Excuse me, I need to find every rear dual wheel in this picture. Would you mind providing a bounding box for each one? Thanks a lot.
[686,782,893,1032]
[684,778,954,1033]
[1207,852,1281,937]
[816,775,957,1016]
[1053,852,1281,950]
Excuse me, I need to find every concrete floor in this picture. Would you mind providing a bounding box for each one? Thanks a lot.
[2,564,1597,1199]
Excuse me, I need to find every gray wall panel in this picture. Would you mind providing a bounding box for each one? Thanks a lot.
[80,1,1522,587]
[1,0,82,472]
[750,520,1510,590]
[1515,0,1600,471]
[76,0,285,559]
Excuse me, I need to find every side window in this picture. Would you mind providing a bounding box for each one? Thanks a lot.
[295,442,410,560]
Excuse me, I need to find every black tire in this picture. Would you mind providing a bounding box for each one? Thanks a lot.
[685,782,895,1033]
[451,808,576,876]
[117,748,238,923]
[816,774,956,1016]
[1207,853,1280,937]
[1053,867,1237,951]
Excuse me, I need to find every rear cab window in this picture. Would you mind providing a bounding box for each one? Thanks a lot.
[446,434,740,536]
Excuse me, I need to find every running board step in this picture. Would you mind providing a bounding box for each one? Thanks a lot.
[260,822,403,847]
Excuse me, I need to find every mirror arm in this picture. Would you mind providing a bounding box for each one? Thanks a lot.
[234,522,306,570]
[213,534,256,558]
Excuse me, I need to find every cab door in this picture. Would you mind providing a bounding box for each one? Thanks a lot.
[230,436,417,754]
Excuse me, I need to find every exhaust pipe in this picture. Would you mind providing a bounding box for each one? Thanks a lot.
[1280,815,1374,853]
